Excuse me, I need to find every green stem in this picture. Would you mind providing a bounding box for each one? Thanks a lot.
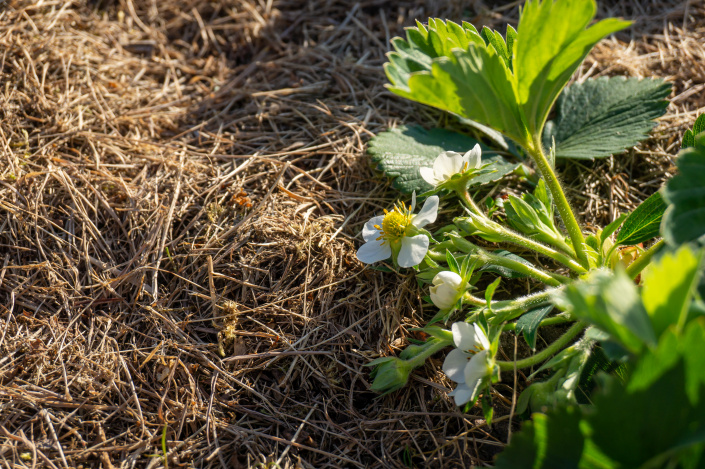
[496,321,586,371]
[480,249,568,287]
[486,288,557,316]
[502,314,572,331]
[463,293,487,307]
[527,136,589,270]
[625,239,665,279]
[457,188,485,215]
[409,336,453,367]
[457,191,585,273]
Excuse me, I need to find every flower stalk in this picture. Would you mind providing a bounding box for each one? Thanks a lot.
[496,321,586,371]
[625,239,665,279]
[526,136,590,270]
[455,195,587,273]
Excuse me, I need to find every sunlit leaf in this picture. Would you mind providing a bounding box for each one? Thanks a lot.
[642,246,703,336]
[614,191,666,246]
[557,269,655,353]
[515,0,631,138]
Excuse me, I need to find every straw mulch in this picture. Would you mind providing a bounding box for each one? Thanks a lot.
[0,0,702,467]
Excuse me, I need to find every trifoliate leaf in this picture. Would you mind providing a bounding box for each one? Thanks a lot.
[515,304,555,349]
[515,0,632,138]
[543,76,671,159]
[614,191,667,246]
[385,19,528,144]
[662,132,705,247]
[367,126,518,194]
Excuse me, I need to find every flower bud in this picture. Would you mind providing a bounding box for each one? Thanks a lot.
[370,358,414,394]
[454,216,506,243]
[430,271,464,310]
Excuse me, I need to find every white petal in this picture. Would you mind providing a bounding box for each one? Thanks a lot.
[464,144,482,169]
[419,166,440,186]
[362,215,385,242]
[356,240,391,264]
[448,382,475,406]
[433,151,464,180]
[430,283,458,310]
[473,323,491,350]
[398,235,429,268]
[452,322,478,350]
[443,348,470,383]
[411,195,438,228]
[464,350,490,385]
[431,284,457,309]
[410,191,417,212]
[433,271,463,288]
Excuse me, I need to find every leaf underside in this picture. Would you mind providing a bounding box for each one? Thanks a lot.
[544,76,671,160]
[367,126,518,194]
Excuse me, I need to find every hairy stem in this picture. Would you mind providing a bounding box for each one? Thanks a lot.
[459,208,586,273]
[482,250,569,286]
[409,336,454,367]
[527,136,589,270]
[502,314,572,332]
[496,321,586,371]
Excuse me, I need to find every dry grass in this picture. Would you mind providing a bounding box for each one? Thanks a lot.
[0,0,703,468]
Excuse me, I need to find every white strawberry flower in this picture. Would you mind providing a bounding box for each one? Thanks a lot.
[442,322,493,406]
[429,271,465,310]
[356,193,439,268]
[420,145,483,187]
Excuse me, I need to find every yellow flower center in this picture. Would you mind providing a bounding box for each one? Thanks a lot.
[382,211,408,239]
[374,203,413,242]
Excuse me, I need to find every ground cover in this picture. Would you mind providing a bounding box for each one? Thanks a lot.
[0,0,703,467]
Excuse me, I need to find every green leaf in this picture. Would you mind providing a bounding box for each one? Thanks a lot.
[557,269,656,353]
[479,250,533,279]
[494,407,585,469]
[367,125,518,194]
[682,114,705,149]
[481,26,511,68]
[515,0,632,138]
[445,250,460,273]
[385,19,528,144]
[543,77,671,159]
[588,358,705,467]
[515,304,555,349]
[392,44,528,143]
[498,320,705,468]
[614,191,667,246]
[599,213,628,245]
[662,132,705,246]
[642,246,703,337]
[485,277,502,306]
